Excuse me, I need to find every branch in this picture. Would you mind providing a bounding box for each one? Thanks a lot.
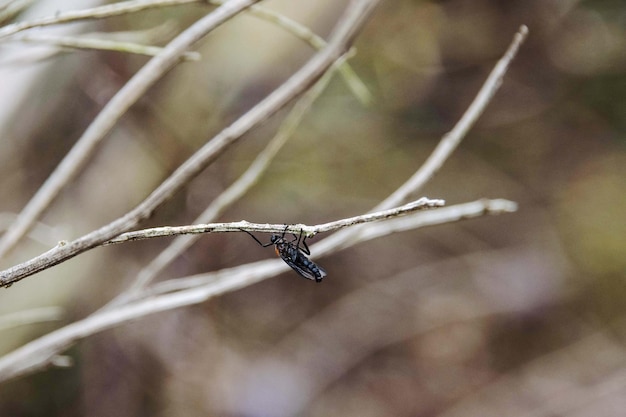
[208,0,372,104]
[8,33,201,60]
[147,198,518,296]
[0,20,526,385]
[0,198,514,383]
[0,0,371,104]
[0,0,262,261]
[0,0,201,39]
[0,307,64,331]
[316,25,529,252]
[103,197,445,245]
[118,52,354,296]
[0,0,381,288]
[377,25,529,210]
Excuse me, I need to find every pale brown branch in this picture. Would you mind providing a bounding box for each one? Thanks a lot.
[0,0,380,288]
[0,0,261,262]
[103,197,444,245]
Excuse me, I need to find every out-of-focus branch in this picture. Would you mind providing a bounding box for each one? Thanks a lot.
[0,18,525,385]
[0,0,371,104]
[0,0,380,287]
[7,33,201,60]
[121,52,353,296]
[377,25,529,209]
[209,0,372,104]
[0,0,200,39]
[0,0,261,262]
[0,197,513,384]
[0,307,64,331]
[315,25,529,253]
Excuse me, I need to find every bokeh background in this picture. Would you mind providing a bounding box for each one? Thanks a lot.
[1,0,625,416]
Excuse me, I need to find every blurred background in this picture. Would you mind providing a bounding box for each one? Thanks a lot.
[0,0,625,416]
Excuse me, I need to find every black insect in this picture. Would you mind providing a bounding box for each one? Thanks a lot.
[242,225,327,282]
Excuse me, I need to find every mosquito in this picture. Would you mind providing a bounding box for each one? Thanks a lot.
[242,225,327,282]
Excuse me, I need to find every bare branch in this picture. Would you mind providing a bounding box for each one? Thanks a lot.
[0,307,64,331]
[377,25,529,209]
[7,33,201,60]
[315,25,529,252]
[0,198,514,383]
[103,197,445,245]
[150,198,518,296]
[0,0,201,39]
[209,0,372,104]
[0,0,262,260]
[0,19,526,386]
[0,0,381,287]
[122,52,353,295]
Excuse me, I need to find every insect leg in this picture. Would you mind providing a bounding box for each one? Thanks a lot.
[296,229,311,255]
[240,229,274,247]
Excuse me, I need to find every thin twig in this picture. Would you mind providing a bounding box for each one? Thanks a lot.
[0,213,61,247]
[8,33,201,60]
[103,197,444,245]
[377,25,529,209]
[145,198,518,297]
[0,0,380,287]
[0,0,200,39]
[0,307,64,331]
[208,0,372,104]
[0,0,372,104]
[0,198,514,383]
[314,25,529,253]
[0,1,369,259]
[0,0,261,261]
[0,20,524,384]
[122,52,352,296]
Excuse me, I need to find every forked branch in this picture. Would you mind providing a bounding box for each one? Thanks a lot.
[0,0,381,288]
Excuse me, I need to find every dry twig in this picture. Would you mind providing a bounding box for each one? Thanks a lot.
[0,0,261,260]
[0,0,380,287]
[0,7,528,387]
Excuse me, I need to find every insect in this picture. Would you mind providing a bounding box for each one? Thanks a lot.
[242,225,327,282]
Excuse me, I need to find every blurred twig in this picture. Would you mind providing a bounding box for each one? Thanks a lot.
[0,307,64,331]
[0,0,260,261]
[0,14,526,387]
[0,0,371,104]
[0,0,200,39]
[0,197,512,383]
[0,0,379,286]
[209,0,372,104]
[314,25,529,253]
[7,33,201,60]
[0,213,61,246]
[0,0,33,25]
[0,1,372,260]
[120,52,352,296]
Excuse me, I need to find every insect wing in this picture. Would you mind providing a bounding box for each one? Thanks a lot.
[277,249,318,281]
[295,246,326,280]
